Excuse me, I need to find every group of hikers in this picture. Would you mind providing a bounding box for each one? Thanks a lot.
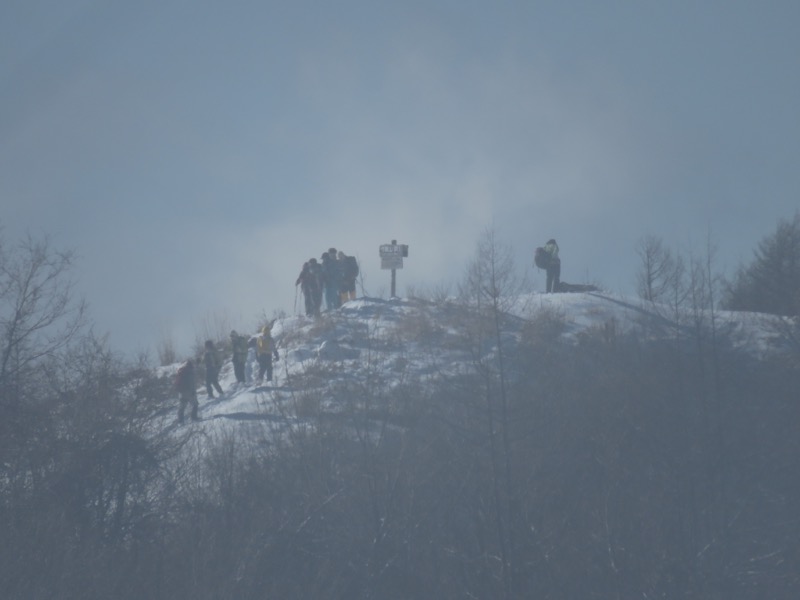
[173,239,564,424]
[172,246,359,425]
[295,247,360,317]
[173,324,280,424]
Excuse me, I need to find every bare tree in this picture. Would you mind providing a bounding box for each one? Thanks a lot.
[458,228,529,599]
[0,232,86,418]
[635,234,680,303]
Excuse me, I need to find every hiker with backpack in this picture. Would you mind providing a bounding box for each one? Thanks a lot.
[534,239,561,293]
[174,359,199,424]
[230,330,248,384]
[256,323,280,383]
[337,250,359,304]
[321,248,341,311]
[309,258,324,315]
[296,258,322,317]
[203,340,224,398]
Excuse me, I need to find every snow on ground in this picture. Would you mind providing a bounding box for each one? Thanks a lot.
[166,292,791,439]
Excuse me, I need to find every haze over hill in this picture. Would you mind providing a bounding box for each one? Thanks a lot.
[5,1,800,356]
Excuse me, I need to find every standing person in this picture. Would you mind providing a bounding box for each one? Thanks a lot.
[229,330,248,384]
[174,359,199,424]
[328,247,343,308]
[295,261,311,315]
[308,257,324,316]
[296,259,322,317]
[338,250,359,304]
[203,340,224,398]
[543,238,561,293]
[256,323,280,383]
[321,249,341,311]
[245,336,257,384]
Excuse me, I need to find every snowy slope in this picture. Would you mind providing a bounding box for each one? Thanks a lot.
[165,292,791,437]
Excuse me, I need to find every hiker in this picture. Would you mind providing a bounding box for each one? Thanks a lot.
[543,238,561,293]
[203,340,224,398]
[296,259,322,317]
[245,336,257,383]
[321,248,341,310]
[230,330,248,384]
[295,261,311,315]
[338,250,359,304]
[174,359,199,423]
[256,324,280,383]
[308,258,324,315]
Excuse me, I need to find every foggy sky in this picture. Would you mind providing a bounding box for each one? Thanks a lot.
[3,1,799,357]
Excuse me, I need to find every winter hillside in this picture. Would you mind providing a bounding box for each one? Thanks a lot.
[7,283,799,600]
[162,291,791,437]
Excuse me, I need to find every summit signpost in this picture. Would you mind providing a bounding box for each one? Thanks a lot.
[379,239,408,298]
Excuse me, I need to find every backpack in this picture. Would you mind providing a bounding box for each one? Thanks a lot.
[258,321,277,354]
[534,247,550,269]
[204,347,220,372]
[345,255,359,279]
[174,362,194,391]
[232,335,249,361]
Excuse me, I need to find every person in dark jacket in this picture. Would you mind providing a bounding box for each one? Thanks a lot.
[230,330,248,384]
[203,340,224,398]
[543,238,561,293]
[308,258,324,315]
[296,258,322,317]
[338,250,359,304]
[174,359,199,424]
[296,261,312,316]
[256,324,280,383]
[321,249,341,311]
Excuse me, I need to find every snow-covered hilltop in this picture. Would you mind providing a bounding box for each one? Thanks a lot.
[171,291,792,436]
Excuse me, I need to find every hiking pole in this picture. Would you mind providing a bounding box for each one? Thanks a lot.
[293,284,298,315]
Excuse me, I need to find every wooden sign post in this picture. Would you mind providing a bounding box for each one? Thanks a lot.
[379,239,409,298]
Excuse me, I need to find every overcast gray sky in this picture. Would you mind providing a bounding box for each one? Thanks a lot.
[3,0,799,358]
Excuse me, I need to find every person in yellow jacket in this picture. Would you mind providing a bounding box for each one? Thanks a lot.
[256,323,280,382]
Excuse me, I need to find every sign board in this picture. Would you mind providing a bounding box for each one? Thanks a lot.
[381,256,403,270]
[380,244,408,257]
[379,244,405,257]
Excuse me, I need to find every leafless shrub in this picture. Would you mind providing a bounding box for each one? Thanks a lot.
[406,281,455,304]
[521,304,567,348]
[156,334,178,366]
